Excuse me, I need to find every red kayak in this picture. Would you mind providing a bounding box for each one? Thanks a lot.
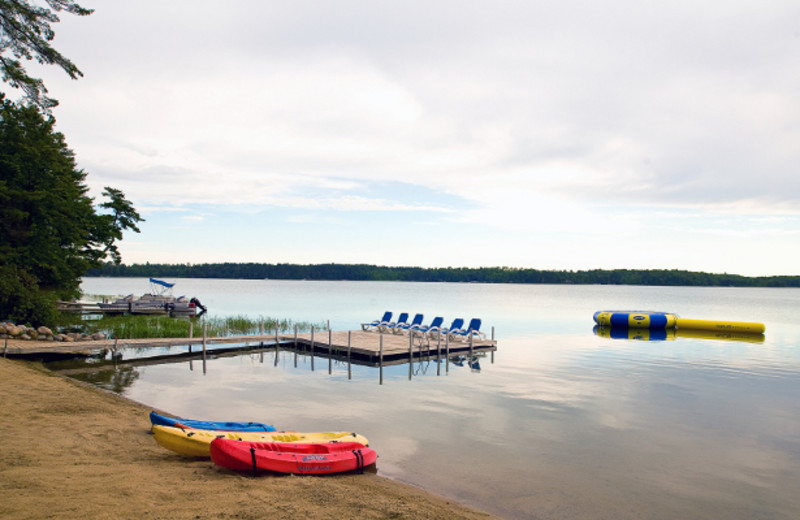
[210,439,377,475]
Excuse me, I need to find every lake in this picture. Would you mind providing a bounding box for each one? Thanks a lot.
[69,277,800,520]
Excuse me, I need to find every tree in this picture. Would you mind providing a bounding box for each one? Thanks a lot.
[0,0,93,112]
[0,94,142,324]
[95,187,143,264]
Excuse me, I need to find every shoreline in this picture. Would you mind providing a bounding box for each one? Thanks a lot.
[0,357,495,519]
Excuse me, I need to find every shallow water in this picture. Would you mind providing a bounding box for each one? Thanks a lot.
[68,278,800,520]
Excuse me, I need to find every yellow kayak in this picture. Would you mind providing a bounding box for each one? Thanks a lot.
[152,425,370,458]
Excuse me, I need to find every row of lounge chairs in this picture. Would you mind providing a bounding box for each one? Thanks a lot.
[361,311,486,341]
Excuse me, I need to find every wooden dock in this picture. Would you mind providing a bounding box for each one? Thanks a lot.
[3,329,497,363]
[291,330,496,363]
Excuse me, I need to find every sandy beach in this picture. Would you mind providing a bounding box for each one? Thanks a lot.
[0,357,495,520]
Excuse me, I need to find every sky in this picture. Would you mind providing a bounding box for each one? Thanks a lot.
[7,1,800,276]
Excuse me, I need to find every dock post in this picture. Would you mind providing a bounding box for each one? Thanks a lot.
[469,333,473,358]
[347,331,352,380]
[408,333,414,380]
[328,323,333,375]
[294,324,298,349]
[310,326,315,371]
[379,335,384,385]
[328,321,333,374]
[445,332,450,373]
[436,336,441,376]
[202,323,207,375]
[189,322,193,339]
[274,323,280,367]
[491,326,495,363]
[260,320,264,335]
[3,338,7,358]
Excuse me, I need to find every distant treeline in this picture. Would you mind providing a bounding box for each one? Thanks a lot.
[85,263,800,287]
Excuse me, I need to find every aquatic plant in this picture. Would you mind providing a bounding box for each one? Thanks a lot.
[55,313,325,340]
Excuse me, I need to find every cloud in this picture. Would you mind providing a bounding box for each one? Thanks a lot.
[16,0,800,274]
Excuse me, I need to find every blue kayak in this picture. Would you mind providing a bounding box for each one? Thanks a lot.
[149,411,277,432]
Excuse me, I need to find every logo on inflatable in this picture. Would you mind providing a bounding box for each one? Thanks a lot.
[302,455,329,462]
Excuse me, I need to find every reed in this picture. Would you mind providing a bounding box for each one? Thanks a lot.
[57,314,325,340]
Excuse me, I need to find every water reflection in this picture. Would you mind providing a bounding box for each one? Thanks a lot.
[48,343,493,392]
[594,325,766,343]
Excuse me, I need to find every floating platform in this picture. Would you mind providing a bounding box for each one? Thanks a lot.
[593,310,765,334]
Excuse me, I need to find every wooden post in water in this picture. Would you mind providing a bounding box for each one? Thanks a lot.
[379,335,384,385]
[293,324,298,368]
[491,326,495,363]
[436,334,441,376]
[3,338,7,358]
[445,332,450,373]
[202,323,207,375]
[310,325,315,371]
[189,322,193,339]
[408,332,413,380]
[328,321,332,374]
[347,331,352,380]
[274,323,280,367]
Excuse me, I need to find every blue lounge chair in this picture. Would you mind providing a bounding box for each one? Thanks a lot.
[393,313,424,334]
[435,318,463,339]
[448,318,485,341]
[379,312,408,333]
[361,311,392,331]
[411,316,444,337]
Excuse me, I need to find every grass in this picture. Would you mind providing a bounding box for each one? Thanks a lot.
[57,313,326,340]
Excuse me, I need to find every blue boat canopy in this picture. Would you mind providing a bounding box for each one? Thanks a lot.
[149,278,175,288]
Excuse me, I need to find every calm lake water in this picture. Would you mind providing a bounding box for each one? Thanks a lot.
[69,278,800,520]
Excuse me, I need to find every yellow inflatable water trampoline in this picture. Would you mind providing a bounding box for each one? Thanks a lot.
[593,310,765,334]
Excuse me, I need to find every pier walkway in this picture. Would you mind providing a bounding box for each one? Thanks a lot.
[3,329,497,363]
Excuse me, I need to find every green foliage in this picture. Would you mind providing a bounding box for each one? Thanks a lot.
[95,186,144,264]
[86,262,800,288]
[0,95,142,325]
[0,97,94,298]
[0,264,58,324]
[0,0,93,111]
[73,314,324,340]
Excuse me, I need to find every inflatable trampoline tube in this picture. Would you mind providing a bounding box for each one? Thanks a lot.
[593,311,678,330]
[675,318,765,335]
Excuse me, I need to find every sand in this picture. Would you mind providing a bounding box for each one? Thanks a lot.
[0,357,495,520]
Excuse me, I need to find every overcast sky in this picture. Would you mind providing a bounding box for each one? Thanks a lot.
[9,1,800,275]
